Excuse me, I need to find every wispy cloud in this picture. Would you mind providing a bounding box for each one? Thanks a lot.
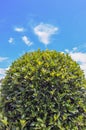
[14,27,25,32]
[22,36,33,46]
[0,57,8,62]
[8,37,14,44]
[33,23,58,46]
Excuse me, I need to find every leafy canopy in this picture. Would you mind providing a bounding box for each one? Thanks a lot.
[0,49,86,129]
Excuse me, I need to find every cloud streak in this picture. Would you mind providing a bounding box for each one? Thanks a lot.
[33,23,58,46]
[22,36,33,46]
[0,57,8,62]
[14,27,25,32]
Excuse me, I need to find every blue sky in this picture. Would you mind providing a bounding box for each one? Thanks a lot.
[0,0,86,79]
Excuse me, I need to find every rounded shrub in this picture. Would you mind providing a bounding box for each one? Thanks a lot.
[0,49,86,129]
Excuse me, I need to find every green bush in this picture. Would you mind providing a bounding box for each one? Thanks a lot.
[0,49,86,129]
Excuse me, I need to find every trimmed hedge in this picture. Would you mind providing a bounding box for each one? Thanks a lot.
[0,49,86,129]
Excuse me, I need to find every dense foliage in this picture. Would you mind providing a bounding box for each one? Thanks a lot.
[0,49,86,129]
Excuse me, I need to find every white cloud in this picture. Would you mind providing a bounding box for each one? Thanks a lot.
[65,48,86,77]
[8,37,14,44]
[33,23,58,46]
[70,52,86,63]
[14,27,25,32]
[22,36,33,46]
[70,52,86,77]
[65,49,69,53]
[0,57,8,62]
[72,47,78,51]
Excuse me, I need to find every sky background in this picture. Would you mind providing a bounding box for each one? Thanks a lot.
[0,0,86,79]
